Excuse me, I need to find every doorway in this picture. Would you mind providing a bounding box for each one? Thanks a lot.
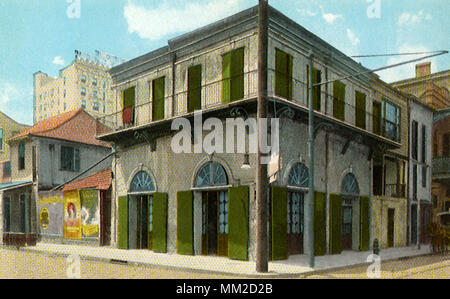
[287,192,304,254]
[128,195,151,250]
[201,191,228,256]
[387,208,395,248]
[341,198,353,250]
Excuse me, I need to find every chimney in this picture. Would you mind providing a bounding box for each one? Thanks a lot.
[416,62,431,77]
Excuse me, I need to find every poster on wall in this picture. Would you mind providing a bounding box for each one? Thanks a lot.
[63,190,82,240]
[80,189,100,238]
[38,191,64,236]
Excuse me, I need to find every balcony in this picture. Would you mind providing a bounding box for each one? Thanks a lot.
[433,156,450,181]
[384,183,407,198]
[95,70,258,141]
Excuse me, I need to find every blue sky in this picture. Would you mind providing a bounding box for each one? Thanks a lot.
[0,0,448,125]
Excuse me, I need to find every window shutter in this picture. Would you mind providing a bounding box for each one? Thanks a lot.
[359,196,370,251]
[188,65,202,113]
[307,66,321,111]
[373,101,382,135]
[333,81,346,121]
[177,191,194,255]
[222,52,232,103]
[152,192,168,253]
[231,48,244,102]
[314,191,326,256]
[123,87,135,108]
[228,185,249,260]
[275,49,292,100]
[355,91,366,129]
[152,77,165,121]
[329,193,342,254]
[271,186,288,260]
[118,196,129,249]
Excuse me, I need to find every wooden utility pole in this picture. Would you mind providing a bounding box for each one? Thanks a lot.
[256,0,269,273]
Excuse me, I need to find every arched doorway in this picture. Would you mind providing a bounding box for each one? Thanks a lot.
[195,162,229,256]
[128,170,155,250]
[286,162,309,255]
[341,173,360,251]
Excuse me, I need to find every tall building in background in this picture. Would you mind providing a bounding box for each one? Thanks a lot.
[33,50,126,124]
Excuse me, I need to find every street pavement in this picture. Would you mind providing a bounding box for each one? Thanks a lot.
[0,243,448,279]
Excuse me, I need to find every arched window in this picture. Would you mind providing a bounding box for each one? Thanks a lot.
[130,171,155,192]
[341,173,360,195]
[196,162,228,187]
[288,163,309,188]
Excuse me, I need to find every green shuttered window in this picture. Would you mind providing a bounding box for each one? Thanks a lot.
[359,196,370,251]
[333,81,345,121]
[222,48,244,103]
[228,186,249,260]
[118,196,129,249]
[275,49,293,100]
[355,91,366,129]
[314,191,326,256]
[271,186,288,260]
[307,66,321,111]
[373,101,382,135]
[188,65,202,113]
[123,87,135,109]
[329,193,342,254]
[152,77,165,121]
[152,192,168,253]
[177,191,194,255]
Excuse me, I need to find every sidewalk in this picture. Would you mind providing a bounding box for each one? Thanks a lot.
[19,242,433,278]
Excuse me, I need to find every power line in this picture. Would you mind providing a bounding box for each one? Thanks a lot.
[351,51,446,58]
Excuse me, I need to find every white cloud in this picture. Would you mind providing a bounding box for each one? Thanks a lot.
[398,10,432,27]
[320,6,342,24]
[346,29,360,46]
[52,56,65,66]
[124,0,243,41]
[376,44,438,83]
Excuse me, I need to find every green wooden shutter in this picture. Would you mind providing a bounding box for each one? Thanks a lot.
[152,77,165,121]
[373,101,382,135]
[222,52,232,103]
[333,81,345,121]
[188,65,202,113]
[275,49,292,100]
[329,193,342,254]
[123,87,135,108]
[177,191,194,255]
[271,186,288,260]
[230,48,244,102]
[118,196,129,249]
[360,196,370,251]
[314,191,326,256]
[355,91,366,129]
[228,186,249,260]
[307,66,321,111]
[152,192,168,253]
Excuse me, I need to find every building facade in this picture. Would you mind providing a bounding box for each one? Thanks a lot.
[408,97,434,245]
[33,50,126,124]
[0,111,29,183]
[0,109,112,246]
[94,5,415,262]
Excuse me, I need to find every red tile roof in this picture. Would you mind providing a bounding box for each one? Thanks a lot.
[63,168,111,192]
[9,109,110,148]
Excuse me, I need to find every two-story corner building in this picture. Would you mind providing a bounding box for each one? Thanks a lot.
[369,77,409,249]
[432,108,450,227]
[0,111,29,183]
[33,50,126,124]
[0,108,112,247]
[408,97,434,245]
[96,5,404,262]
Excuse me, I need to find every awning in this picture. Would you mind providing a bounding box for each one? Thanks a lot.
[0,181,33,192]
[63,169,111,192]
